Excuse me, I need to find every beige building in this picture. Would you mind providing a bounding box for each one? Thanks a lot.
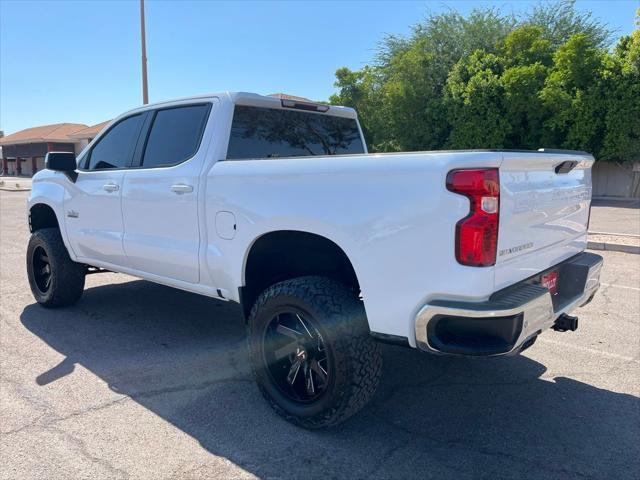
[66,120,111,150]
[0,121,109,176]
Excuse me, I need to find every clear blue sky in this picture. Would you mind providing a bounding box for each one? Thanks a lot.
[1,0,637,134]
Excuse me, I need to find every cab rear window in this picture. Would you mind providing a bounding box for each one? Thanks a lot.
[226,106,365,160]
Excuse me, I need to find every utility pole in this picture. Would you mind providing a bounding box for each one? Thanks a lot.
[140,0,149,104]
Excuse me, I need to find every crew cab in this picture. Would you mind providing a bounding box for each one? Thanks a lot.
[26,92,603,428]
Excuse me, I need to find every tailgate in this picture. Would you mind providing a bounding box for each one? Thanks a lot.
[495,151,594,290]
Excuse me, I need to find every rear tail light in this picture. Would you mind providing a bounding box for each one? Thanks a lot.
[446,168,500,267]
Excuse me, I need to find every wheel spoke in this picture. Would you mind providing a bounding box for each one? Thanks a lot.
[310,359,328,384]
[304,362,315,395]
[273,341,298,360]
[296,314,313,338]
[265,309,331,402]
[276,324,303,339]
[31,247,53,293]
[286,359,302,385]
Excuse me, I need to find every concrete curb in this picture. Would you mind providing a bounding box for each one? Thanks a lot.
[588,241,640,255]
[589,231,640,238]
[0,187,31,192]
[592,196,640,203]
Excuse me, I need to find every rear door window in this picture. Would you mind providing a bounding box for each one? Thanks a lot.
[141,104,210,168]
[226,106,365,160]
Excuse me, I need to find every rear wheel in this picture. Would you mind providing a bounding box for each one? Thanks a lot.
[26,228,86,308]
[248,276,382,429]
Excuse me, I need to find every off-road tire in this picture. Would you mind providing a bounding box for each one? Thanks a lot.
[26,228,86,308]
[248,276,382,429]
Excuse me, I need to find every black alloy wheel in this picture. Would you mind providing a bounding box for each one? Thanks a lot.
[263,310,331,403]
[32,246,52,294]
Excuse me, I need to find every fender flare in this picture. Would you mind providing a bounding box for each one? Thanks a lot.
[28,183,77,261]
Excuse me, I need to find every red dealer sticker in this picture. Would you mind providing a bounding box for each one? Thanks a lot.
[541,271,559,295]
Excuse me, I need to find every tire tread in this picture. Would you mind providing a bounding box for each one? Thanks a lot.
[27,228,85,308]
[248,276,382,428]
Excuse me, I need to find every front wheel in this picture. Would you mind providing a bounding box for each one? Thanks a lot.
[26,228,86,308]
[248,276,382,429]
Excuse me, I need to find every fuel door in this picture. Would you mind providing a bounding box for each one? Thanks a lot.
[215,211,236,240]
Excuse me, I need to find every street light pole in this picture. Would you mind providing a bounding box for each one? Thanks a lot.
[140,0,149,104]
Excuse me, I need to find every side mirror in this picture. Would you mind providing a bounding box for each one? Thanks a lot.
[45,152,77,181]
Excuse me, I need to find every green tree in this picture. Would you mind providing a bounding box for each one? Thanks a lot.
[502,63,548,148]
[539,33,604,148]
[330,1,635,162]
[525,0,611,48]
[332,7,515,151]
[330,67,385,149]
[445,51,508,148]
[445,25,552,149]
[599,28,640,162]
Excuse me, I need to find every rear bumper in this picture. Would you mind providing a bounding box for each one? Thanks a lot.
[414,252,603,356]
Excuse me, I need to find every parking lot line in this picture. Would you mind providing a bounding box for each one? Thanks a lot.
[600,282,640,292]
[538,337,639,363]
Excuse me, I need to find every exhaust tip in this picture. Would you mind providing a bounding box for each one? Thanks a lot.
[553,314,579,332]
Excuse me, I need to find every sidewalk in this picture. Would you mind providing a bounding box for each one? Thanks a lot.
[589,198,640,236]
[0,176,32,191]
[588,198,640,254]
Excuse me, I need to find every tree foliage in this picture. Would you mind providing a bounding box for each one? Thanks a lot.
[330,1,639,162]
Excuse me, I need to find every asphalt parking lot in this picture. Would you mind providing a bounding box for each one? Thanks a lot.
[589,198,640,236]
[1,189,639,480]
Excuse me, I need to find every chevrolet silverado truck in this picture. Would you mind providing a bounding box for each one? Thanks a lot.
[26,92,603,428]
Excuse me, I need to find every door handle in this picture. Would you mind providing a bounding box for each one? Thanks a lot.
[170,184,194,194]
[103,183,119,192]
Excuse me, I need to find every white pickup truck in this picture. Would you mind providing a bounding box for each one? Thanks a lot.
[27,92,603,428]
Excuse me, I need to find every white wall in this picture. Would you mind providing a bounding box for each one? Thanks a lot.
[592,162,640,198]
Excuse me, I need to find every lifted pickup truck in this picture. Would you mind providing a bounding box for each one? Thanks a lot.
[27,92,602,428]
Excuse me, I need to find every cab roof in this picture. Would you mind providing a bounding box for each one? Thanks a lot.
[121,92,358,119]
